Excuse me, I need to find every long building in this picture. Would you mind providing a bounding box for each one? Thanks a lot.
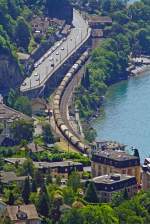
[91,173,137,202]
[91,148,141,184]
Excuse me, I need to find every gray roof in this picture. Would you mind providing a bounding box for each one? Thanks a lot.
[93,174,135,185]
[34,160,82,169]
[0,171,31,184]
[7,204,40,221]
[0,103,32,121]
[93,149,138,161]
[4,158,26,165]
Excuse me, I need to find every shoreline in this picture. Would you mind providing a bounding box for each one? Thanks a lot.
[86,61,150,124]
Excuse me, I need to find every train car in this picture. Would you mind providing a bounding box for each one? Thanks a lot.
[56,118,65,128]
[69,68,75,74]
[54,95,61,101]
[65,72,72,79]
[64,129,74,139]
[60,124,68,133]
[53,104,60,110]
[70,135,80,145]
[61,79,69,88]
[55,90,62,96]
[57,85,64,92]
[77,142,86,152]
[76,59,82,67]
[53,108,60,115]
[54,115,62,122]
[60,79,67,87]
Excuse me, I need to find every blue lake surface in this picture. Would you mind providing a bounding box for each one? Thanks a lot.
[92,71,150,162]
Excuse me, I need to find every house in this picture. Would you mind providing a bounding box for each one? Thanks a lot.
[5,204,41,224]
[0,171,31,185]
[4,158,26,165]
[0,96,32,145]
[142,158,150,190]
[33,160,83,177]
[91,148,141,184]
[31,16,51,35]
[91,141,126,152]
[31,98,47,116]
[87,15,112,29]
[90,173,137,202]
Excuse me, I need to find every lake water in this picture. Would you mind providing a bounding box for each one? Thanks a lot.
[92,71,150,162]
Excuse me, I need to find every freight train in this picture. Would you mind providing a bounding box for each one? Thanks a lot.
[53,51,89,153]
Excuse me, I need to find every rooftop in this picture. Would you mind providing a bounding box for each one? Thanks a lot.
[0,171,31,184]
[87,15,112,23]
[93,173,134,185]
[7,204,40,221]
[0,102,31,121]
[4,158,26,165]
[93,149,138,162]
[34,160,82,169]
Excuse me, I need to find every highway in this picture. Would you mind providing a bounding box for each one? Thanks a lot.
[20,9,90,93]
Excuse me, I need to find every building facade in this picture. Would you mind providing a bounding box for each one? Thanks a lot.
[91,174,137,202]
[142,158,150,190]
[0,97,32,145]
[91,149,141,184]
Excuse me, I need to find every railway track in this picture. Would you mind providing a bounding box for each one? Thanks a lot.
[53,51,90,153]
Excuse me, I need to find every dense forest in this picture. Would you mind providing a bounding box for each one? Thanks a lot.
[76,0,150,119]
[0,0,72,94]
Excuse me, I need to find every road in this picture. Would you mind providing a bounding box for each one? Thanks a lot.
[20,10,90,93]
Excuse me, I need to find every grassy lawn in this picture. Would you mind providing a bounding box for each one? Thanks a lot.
[55,140,77,153]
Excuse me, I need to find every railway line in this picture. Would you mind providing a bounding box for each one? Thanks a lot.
[53,51,90,153]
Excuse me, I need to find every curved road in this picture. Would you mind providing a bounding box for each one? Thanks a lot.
[20,10,90,93]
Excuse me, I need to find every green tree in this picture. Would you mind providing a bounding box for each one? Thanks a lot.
[21,159,34,176]
[42,123,55,145]
[84,182,99,203]
[67,172,80,192]
[15,17,31,50]
[14,96,32,116]
[22,177,30,204]
[38,192,49,217]
[11,119,33,144]
[8,192,15,205]
[31,179,37,192]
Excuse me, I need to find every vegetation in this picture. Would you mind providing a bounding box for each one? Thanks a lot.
[76,0,150,121]
[11,119,34,144]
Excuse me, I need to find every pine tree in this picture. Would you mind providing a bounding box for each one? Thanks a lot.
[22,177,30,204]
[43,123,55,145]
[123,188,129,200]
[46,173,52,185]
[84,182,99,203]
[38,193,49,217]
[81,68,90,89]
[8,192,15,205]
[31,179,37,192]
